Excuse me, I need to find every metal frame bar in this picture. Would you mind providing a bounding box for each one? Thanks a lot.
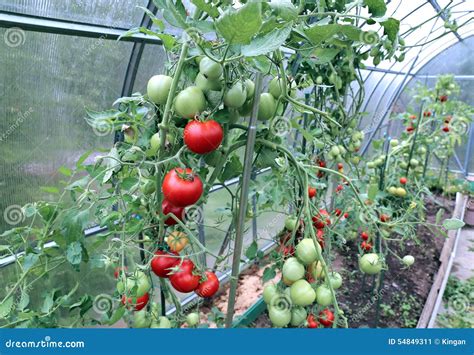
[0,11,162,45]
[427,0,464,42]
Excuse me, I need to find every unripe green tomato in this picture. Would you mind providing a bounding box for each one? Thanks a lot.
[268,307,291,327]
[224,82,247,108]
[400,161,408,169]
[395,187,407,197]
[410,159,419,167]
[325,272,343,289]
[359,253,383,275]
[290,307,308,327]
[367,161,375,169]
[316,76,323,85]
[194,55,204,65]
[174,86,206,118]
[147,75,173,105]
[390,139,399,147]
[263,284,278,304]
[133,310,151,328]
[418,146,427,154]
[150,316,172,328]
[186,312,200,326]
[282,257,305,282]
[269,77,284,99]
[141,180,156,195]
[290,280,316,306]
[296,238,321,265]
[316,285,333,306]
[244,79,255,100]
[284,216,298,231]
[330,145,341,156]
[195,72,223,91]
[387,186,397,195]
[117,271,151,297]
[199,57,223,79]
[373,55,381,66]
[351,156,360,164]
[402,255,415,266]
[149,132,160,155]
[257,93,276,121]
[238,99,253,117]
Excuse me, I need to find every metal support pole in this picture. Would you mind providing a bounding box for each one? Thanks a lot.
[463,122,473,177]
[224,73,263,328]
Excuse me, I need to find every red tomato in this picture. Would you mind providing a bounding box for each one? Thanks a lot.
[400,177,407,185]
[442,126,450,132]
[195,271,220,298]
[312,209,331,229]
[406,126,414,133]
[161,199,184,226]
[361,241,372,251]
[343,212,349,219]
[169,259,200,293]
[151,250,180,278]
[380,214,390,222]
[409,114,416,120]
[183,119,223,154]
[334,208,342,217]
[336,185,343,193]
[337,163,343,170]
[162,168,203,207]
[279,242,295,257]
[423,111,431,117]
[307,314,319,328]
[317,229,325,249]
[439,95,448,102]
[121,292,149,311]
[308,187,317,198]
[361,231,369,241]
[319,309,334,327]
[114,266,128,279]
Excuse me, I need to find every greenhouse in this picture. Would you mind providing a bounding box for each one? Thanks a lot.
[0,0,473,344]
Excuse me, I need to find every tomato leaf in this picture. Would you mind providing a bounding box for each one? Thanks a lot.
[304,24,365,45]
[108,305,126,325]
[363,0,387,17]
[381,18,400,42]
[266,0,298,21]
[245,240,258,260]
[442,218,465,230]
[220,155,243,182]
[216,2,262,44]
[262,266,277,283]
[310,48,341,64]
[368,183,378,200]
[0,296,14,318]
[191,0,219,19]
[241,24,292,57]
[66,242,83,265]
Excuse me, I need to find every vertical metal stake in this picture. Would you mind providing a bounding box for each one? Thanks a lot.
[224,73,263,328]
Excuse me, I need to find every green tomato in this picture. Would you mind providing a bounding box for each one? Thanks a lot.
[263,284,278,304]
[410,159,419,167]
[269,77,284,99]
[224,82,247,108]
[195,72,223,92]
[330,145,341,156]
[147,75,173,105]
[326,272,342,289]
[359,253,383,275]
[199,57,223,79]
[150,316,172,328]
[390,139,399,147]
[290,280,316,306]
[395,187,407,197]
[117,271,151,297]
[367,161,375,169]
[186,312,200,326]
[387,186,397,195]
[400,161,408,169]
[174,86,206,118]
[295,238,321,265]
[402,255,415,266]
[268,307,291,327]
[149,132,160,155]
[316,76,323,85]
[316,285,333,306]
[238,99,253,117]
[141,180,156,195]
[282,257,305,282]
[290,307,307,327]
[244,79,255,100]
[257,93,276,121]
[284,216,298,231]
[133,309,151,328]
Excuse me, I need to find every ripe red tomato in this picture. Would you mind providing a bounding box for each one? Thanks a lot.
[380,214,390,222]
[317,229,325,249]
[151,251,180,278]
[336,185,343,193]
[319,309,334,327]
[423,111,431,117]
[312,209,331,229]
[406,126,414,133]
[121,292,149,311]
[361,241,373,251]
[439,95,448,102]
[409,114,416,120]
[337,163,343,170]
[195,271,220,298]
[334,208,342,217]
[162,168,203,207]
[307,314,319,328]
[343,212,349,219]
[308,187,317,198]
[400,177,407,185]
[279,242,295,257]
[442,126,450,132]
[183,119,223,154]
[169,259,200,293]
[361,231,369,241]
[161,199,184,226]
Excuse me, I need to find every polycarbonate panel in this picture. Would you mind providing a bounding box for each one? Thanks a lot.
[0,29,133,233]
[0,0,148,29]
[132,44,167,94]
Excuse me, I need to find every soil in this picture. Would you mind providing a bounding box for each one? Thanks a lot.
[200,197,454,328]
